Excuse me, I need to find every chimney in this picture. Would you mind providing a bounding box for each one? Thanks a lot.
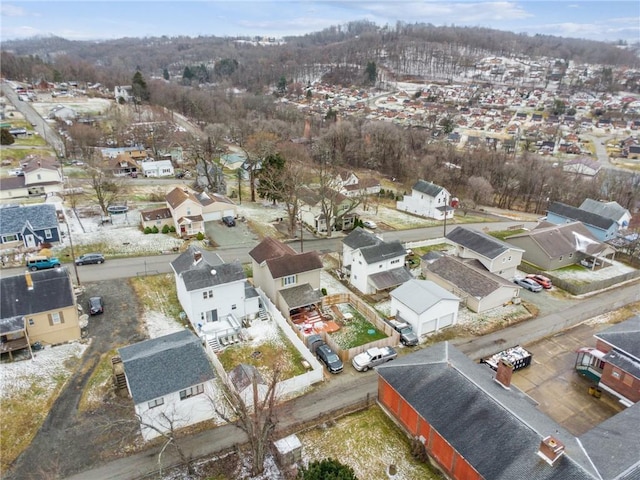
[537,436,565,465]
[303,118,311,140]
[494,359,514,389]
[193,251,202,264]
[25,271,34,291]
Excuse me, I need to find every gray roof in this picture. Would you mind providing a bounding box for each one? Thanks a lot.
[579,199,629,223]
[119,330,215,404]
[171,245,244,292]
[368,266,413,290]
[0,268,74,319]
[377,343,602,480]
[426,256,513,298]
[412,179,444,197]
[447,226,523,259]
[343,227,381,250]
[548,202,617,231]
[0,203,58,235]
[578,401,640,480]
[0,316,26,335]
[360,240,406,264]
[390,279,459,314]
[278,284,323,310]
[594,316,640,378]
[507,222,611,258]
[244,281,259,299]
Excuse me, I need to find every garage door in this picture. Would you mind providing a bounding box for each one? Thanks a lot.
[438,313,455,328]
[421,319,437,335]
[203,211,222,222]
[223,209,235,218]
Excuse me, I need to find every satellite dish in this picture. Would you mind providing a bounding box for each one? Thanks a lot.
[211,269,217,275]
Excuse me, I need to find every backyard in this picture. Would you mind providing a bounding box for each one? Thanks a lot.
[328,303,387,350]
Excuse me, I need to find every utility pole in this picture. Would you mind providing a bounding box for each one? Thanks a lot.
[443,193,449,237]
[65,215,81,286]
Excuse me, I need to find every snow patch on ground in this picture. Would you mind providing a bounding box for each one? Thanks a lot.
[143,310,185,339]
[0,341,88,399]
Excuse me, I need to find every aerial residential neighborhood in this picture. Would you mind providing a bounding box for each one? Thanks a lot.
[1,11,640,480]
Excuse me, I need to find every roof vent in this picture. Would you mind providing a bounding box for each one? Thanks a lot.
[193,251,202,264]
[211,269,217,276]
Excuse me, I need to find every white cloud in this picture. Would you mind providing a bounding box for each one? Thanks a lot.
[1,4,27,17]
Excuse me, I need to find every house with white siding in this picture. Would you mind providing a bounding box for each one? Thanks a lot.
[396,179,454,220]
[342,227,411,295]
[118,330,217,441]
[390,279,460,338]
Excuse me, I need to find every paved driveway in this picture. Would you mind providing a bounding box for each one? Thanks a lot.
[511,318,624,436]
[204,218,258,248]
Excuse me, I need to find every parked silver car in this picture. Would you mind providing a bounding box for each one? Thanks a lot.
[514,277,543,292]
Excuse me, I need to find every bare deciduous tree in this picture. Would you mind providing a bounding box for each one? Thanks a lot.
[213,365,282,476]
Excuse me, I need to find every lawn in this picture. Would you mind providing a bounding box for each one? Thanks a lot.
[298,406,443,480]
[130,275,183,322]
[329,304,387,350]
[489,229,527,241]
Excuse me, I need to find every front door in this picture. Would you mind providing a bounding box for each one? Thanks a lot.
[24,234,36,248]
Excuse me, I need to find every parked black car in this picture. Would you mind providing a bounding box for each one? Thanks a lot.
[222,216,236,227]
[75,253,105,265]
[316,344,343,374]
[88,296,104,315]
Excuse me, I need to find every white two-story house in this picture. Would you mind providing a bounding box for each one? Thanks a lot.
[165,187,236,238]
[396,179,454,221]
[170,245,260,336]
[342,227,412,295]
[446,226,524,280]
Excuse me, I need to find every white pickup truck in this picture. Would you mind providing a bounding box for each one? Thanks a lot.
[352,346,397,372]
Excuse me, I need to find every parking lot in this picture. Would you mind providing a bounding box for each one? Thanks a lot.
[511,316,624,436]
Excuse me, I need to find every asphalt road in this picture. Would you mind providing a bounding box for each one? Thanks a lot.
[0,220,535,283]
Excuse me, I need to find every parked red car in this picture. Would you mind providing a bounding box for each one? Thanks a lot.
[526,274,552,289]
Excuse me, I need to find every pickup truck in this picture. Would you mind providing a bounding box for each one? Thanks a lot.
[387,319,418,346]
[352,346,397,372]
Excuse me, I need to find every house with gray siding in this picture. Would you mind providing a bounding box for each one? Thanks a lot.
[506,222,615,271]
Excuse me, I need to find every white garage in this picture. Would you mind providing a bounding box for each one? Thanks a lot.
[390,279,460,339]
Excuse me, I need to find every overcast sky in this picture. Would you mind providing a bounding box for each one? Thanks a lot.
[1,1,639,44]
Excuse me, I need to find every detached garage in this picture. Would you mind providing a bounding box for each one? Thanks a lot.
[390,279,460,339]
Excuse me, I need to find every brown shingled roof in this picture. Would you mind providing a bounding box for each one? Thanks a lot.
[267,251,323,279]
[248,237,297,264]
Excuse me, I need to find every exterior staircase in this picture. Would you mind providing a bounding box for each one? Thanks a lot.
[207,336,223,353]
[259,307,269,321]
[111,356,128,393]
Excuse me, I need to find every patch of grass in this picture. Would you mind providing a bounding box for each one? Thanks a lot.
[298,406,442,479]
[57,241,112,261]
[489,229,526,241]
[13,135,49,147]
[411,243,451,257]
[130,275,183,321]
[0,374,70,472]
[0,147,55,162]
[218,337,307,378]
[79,350,118,413]
[246,218,281,240]
[330,305,387,349]
[422,325,466,346]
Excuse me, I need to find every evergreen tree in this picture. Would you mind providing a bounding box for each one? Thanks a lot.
[131,70,150,101]
[1,129,15,146]
[297,458,358,480]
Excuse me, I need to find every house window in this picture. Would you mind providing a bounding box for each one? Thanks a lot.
[200,312,205,321]
[623,374,633,387]
[2,234,18,242]
[44,229,52,239]
[282,275,296,286]
[391,259,400,265]
[28,318,35,326]
[232,304,237,310]
[612,370,621,379]
[37,174,42,180]
[569,253,573,258]
[559,256,563,261]
[50,312,61,325]
[148,397,164,409]
[179,384,204,400]
[502,257,506,263]
[508,256,512,261]
[203,290,213,299]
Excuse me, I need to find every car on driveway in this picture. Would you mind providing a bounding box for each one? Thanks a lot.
[526,274,552,289]
[316,344,343,374]
[88,296,104,315]
[514,277,543,292]
[75,253,105,265]
[222,216,236,227]
[362,220,377,229]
